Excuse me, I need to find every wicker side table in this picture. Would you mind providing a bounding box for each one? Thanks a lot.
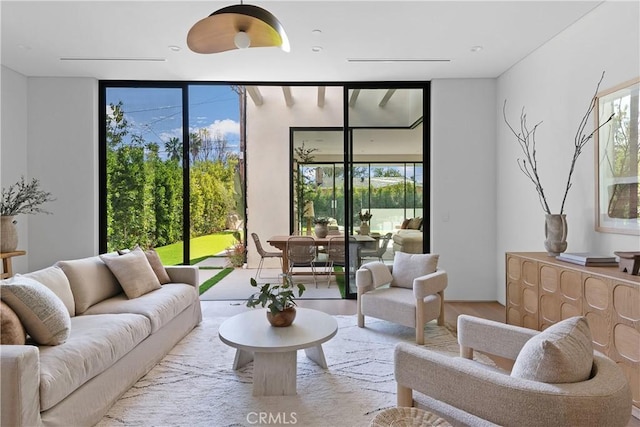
[370,407,452,427]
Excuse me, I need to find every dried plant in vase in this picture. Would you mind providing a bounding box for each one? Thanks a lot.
[1,176,55,216]
[1,176,55,252]
[503,72,614,255]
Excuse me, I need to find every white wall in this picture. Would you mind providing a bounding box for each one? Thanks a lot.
[0,66,29,273]
[1,71,99,272]
[496,1,640,304]
[25,77,99,270]
[431,79,498,300]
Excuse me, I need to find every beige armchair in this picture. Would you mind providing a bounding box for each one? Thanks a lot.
[394,315,632,427]
[356,252,447,345]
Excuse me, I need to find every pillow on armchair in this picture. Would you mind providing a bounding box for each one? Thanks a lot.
[511,316,593,383]
[391,252,439,289]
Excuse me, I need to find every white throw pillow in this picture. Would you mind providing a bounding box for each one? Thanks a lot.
[511,316,593,383]
[100,246,161,299]
[391,252,439,289]
[0,276,71,345]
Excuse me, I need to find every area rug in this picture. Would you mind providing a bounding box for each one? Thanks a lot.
[97,316,489,427]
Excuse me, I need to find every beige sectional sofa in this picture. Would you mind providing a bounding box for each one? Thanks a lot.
[392,217,423,254]
[0,249,202,427]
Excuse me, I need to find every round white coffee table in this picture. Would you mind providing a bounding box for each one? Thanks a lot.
[218,307,338,396]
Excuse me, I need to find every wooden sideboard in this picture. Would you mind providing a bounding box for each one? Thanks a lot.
[506,252,640,417]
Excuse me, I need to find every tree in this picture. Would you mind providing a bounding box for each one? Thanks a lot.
[164,137,182,162]
[189,132,202,164]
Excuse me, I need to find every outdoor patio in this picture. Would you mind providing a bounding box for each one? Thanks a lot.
[198,262,344,301]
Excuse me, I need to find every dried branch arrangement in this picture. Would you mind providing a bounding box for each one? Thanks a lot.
[503,71,614,215]
[1,176,55,216]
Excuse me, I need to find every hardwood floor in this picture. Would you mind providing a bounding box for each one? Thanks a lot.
[200,299,639,426]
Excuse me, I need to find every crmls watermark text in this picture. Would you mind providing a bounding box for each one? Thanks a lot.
[246,412,298,425]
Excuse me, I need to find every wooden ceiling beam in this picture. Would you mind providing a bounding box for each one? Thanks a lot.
[282,86,294,107]
[379,88,397,107]
[349,89,360,107]
[246,86,263,106]
[317,86,326,108]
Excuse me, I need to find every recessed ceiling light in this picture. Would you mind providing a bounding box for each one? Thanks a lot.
[312,29,322,35]
[17,44,32,51]
[169,45,181,52]
[312,46,323,53]
[470,45,484,52]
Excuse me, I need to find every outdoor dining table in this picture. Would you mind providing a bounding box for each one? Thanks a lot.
[267,234,375,274]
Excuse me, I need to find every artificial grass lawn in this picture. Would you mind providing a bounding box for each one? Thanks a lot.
[155,232,237,266]
[199,267,234,295]
[334,266,346,298]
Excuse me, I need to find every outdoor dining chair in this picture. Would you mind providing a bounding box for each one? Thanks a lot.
[251,233,283,280]
[286,236,318,287]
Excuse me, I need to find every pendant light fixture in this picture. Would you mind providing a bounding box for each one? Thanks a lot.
[187,2,290,54]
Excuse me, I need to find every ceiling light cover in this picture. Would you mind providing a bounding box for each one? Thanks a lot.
[187,4,289,54]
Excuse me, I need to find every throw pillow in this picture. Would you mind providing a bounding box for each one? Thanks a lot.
[511,316,593,384]
[0,300,27,345]
[391,252,439,289]
[56,255,122,314]
[20,266,75,316]
[400,219,411,229]
[0,276,71,345]
[100,246,161,299]
[144,248,171,285]
[407,217,423,230]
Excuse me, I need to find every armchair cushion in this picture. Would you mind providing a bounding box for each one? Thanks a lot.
[391,252,438,289]
[511,316,593,383]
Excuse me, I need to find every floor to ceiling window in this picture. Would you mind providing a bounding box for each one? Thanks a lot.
[100,83,245,265]
[101,82,428,299]
[289,84,427,298]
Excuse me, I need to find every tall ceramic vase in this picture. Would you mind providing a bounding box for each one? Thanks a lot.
[544,214,567,256]
[0,216,18,252]
[360,222,370,236]
[314,224,328,238]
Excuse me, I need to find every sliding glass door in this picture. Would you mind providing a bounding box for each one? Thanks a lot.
[100,83,245,266]
[290,84,427,298]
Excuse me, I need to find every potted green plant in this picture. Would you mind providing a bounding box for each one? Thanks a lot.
[313,217,330,238]
[1,176,55,252]
[246,275,305,327]
[226,231,245,267]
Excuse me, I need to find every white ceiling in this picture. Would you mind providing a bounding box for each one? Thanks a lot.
[1,1,602,82]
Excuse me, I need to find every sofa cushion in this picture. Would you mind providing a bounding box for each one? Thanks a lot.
[0,276,71,345]
[391,252,439,289]
[400,218,411,229]
[0,300,26,344]
[38,313,151,411]
[511,316,593,384]
[144,248,171,285]
[57,256,122,314]
[100,247,161,299]
[21,266,75,316]
[83,283,197,333]
[407,217,423,230]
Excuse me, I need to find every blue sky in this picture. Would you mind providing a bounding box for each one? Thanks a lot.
[106,85,241,156]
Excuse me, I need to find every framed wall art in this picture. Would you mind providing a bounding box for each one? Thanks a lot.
[595,77,640,235]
